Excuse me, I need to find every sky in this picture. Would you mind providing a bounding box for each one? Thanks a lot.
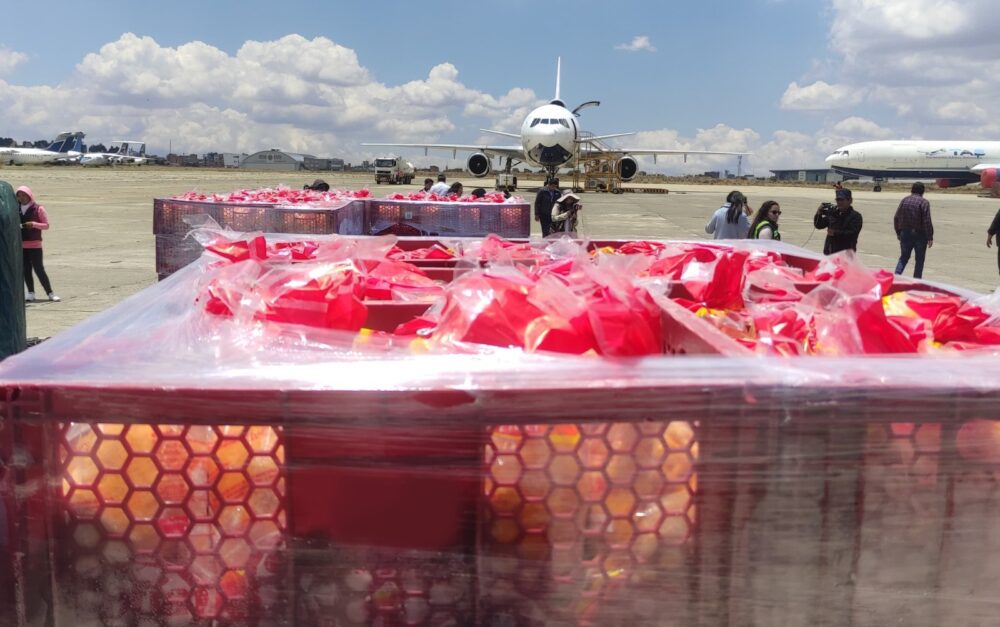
[1,0,998,176]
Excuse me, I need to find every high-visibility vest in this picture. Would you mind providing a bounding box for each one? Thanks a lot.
[753,219,780,241]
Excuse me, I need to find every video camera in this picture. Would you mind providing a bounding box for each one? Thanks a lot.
[819,202,835,215]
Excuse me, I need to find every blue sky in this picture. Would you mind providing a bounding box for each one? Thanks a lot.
[2,0,998,174]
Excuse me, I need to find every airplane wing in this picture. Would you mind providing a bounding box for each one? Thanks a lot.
[361,143,524,160]
[588,146,750,159]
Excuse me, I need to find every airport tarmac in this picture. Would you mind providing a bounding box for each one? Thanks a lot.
[4,166,999,339]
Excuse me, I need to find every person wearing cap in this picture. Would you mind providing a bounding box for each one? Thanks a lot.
[534,178,560,237]
[814,188,863,254]
[303,179,330,192]
[893,182,933,279]
[16,186,60,302]
[430,174,449,195]
[551,192,582,234]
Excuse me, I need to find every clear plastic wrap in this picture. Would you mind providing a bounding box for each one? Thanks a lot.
[153,188,531,279]
[2,232,1000,625]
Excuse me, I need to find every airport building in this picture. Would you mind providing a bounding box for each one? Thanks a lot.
[303,157,346,171]
[241,149,316,171]
[769,168,857,183]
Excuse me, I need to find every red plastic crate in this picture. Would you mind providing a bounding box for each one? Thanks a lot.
[6,237,1000,625]
[153,199,531,278]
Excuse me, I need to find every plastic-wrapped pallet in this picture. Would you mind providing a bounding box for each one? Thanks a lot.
[2,232,1000,626]
[153,187,531,279]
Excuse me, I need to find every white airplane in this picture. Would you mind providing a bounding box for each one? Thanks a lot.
[0,131,85,166]
[825,140,1000,191]
[363,59,749,184]
[80,140,147,167]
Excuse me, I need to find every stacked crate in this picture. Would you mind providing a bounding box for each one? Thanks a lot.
[153,197,531,279]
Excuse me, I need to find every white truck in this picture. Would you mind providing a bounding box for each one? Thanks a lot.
[374,156,415,185]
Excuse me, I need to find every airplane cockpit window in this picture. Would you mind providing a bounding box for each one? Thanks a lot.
[530,118,540,128]
[558,119,569,128]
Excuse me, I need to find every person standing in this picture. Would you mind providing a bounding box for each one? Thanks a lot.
[16,186,59,302]
[987,208,1000,276]
[534,178,560,237]
[705,191,750,239]
[893,182,934,278]
[429,174,449,195]
[749,200,781,240]
[814,188,862,254]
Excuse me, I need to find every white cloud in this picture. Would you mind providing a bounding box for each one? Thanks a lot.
[786,0,1000,137]
[932,101,988,125]
[780,81,864,111]
[0,48,28,76]
[610,124,761,174]
[2,33,541,159]
[615,36,657,53]
[831,116,892,139]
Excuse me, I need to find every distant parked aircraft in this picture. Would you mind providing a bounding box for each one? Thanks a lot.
[0,132,85,165]
[364,59,749,184]
[826,140,1000,191]
[81,140,147,167]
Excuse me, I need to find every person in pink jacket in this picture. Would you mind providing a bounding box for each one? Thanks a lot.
[16,186,59,302]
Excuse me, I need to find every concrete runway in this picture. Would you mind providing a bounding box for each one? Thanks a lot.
[4,166,999,338]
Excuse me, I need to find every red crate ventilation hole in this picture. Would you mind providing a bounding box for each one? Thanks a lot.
[60,423,286,622]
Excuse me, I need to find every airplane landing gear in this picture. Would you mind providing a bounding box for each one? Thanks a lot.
[873,178,884,192]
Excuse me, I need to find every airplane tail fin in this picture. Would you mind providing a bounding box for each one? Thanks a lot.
[550,57,565,107]
[555,57,561,101]
[47,132,84,154]
[67,134,84,154]
[45,133,70,152]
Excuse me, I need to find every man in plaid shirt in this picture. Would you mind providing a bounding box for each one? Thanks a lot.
[893,182,934,278]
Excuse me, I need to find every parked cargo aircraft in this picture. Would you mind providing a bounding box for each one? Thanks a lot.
[80,140,147,167]
[0,132,85,165]
[363,59,748,184]
[825,140,1000,191]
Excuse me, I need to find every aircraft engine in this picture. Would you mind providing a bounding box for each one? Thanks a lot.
[467,153,492,177]
[979,169,999,189]
[936,178,973,189]
[616,156,638,181]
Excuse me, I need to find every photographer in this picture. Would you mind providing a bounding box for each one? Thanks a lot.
[814,188,863,254]
[551,192,582,234]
